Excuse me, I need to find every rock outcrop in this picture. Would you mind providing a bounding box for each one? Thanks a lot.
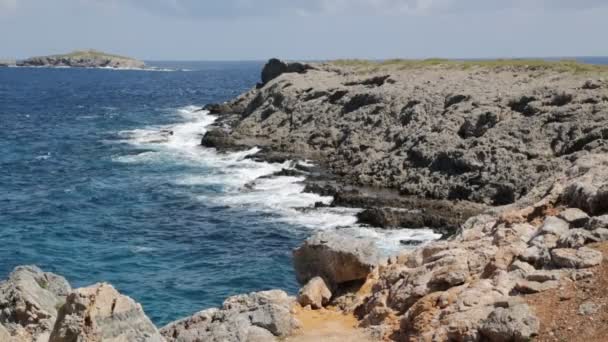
[260,58,313,86]
[160,290,299,342]
[0,266,71,341]
[49,283,163,342]
[206,59,608,208]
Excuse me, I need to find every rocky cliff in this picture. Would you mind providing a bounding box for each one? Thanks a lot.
[16,50,145,69]
[3,59,608,341]
[204,59,608,207]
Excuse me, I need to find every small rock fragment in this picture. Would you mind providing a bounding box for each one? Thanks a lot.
[297,277,332,310]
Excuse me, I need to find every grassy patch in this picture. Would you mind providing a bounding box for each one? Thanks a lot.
[47,49,136,61]
[329,58,608,74]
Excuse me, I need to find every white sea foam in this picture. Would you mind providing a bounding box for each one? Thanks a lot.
[115,106,440,255]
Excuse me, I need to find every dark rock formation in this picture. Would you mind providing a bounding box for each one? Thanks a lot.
[260,58,313,86]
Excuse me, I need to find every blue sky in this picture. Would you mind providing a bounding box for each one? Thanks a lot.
[1,0,607,60]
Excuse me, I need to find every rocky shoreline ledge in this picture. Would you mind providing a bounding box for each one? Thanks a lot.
[3,59,608,341]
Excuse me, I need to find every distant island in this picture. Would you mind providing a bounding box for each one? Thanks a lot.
[10,50,145,69]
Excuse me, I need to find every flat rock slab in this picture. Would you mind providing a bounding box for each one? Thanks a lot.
[551,247,603,269]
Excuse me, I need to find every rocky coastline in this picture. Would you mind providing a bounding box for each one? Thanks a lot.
[12,50,145,69]
[3,59,608,341]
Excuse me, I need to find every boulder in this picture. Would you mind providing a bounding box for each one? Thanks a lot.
[558,208,590,227]
[260,58,312,85]
[161,290,298,342]
[586,215,608,230]
[538,216,570,237]
[297,277,332,309]
[479,303,539,342]
[551,247,603,269]
[292,231,381,286]
[201,128,241,150]
[591,228,608,241]
[561,155,608,215]
[0,265,71,340]
[557,229,599,248]
[49,283,163,342]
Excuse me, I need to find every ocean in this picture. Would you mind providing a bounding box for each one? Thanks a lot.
[0,61,437,325]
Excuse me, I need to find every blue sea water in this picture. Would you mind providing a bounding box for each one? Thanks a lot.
[0,61,438,326]
[2,58,606,326]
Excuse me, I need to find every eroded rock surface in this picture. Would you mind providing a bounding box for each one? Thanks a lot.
[207,60,608,206]
[161,290,299,342]
[0,266,71,341]
[293,231,382,287]
[49,283,163,342]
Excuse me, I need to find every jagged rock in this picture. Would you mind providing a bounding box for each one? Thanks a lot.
[297,277,332,309]
[292,231,381,286]
[49,283,163,342]
[558,208,590,227]
[557,229,599,248]
[479,302,539,342]
[586,215,608,230]
[591,228,608,241]
[519,246,551,268]
[551,247,603,269]
[561,155,608,215]
[161,290,298,342]
[201,128,241,149]
[528,233,559,250]
[0,266,71,340]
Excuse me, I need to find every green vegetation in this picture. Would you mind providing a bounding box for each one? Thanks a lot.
[329,58,608,74]
[47,49,136,61]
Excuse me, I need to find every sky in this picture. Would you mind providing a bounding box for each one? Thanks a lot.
[0,0,607,60]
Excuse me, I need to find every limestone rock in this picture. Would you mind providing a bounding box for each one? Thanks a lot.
[591,228,608,241]
[0,265,71,340]
[297,277,332,309]
[538,216,570,237]
[161,290,299,342]
[561,155,608,215]
[49,283,163,342]
[558,208,590,227]
[0,324,10,341]
[586,215,608,230]
[557,229,598,248]
[479,303,539,342]
[293,231,381,286]
[551,247,603,269]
